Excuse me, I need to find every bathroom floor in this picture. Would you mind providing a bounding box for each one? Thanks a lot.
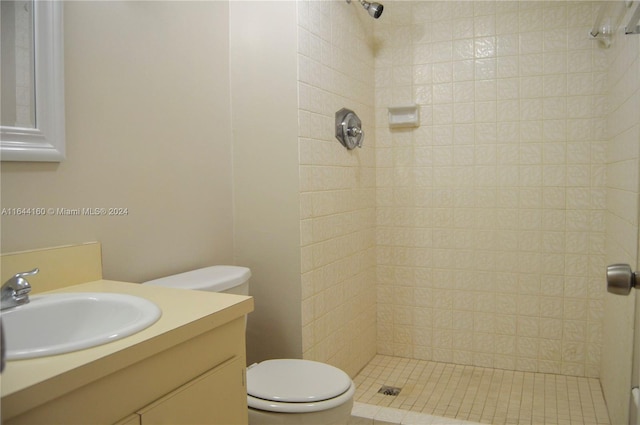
[350,355,610,425]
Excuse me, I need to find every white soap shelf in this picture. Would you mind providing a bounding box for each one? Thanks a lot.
[388,105,420,129]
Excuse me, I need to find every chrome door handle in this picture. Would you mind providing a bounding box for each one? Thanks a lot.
[607,263,637,295]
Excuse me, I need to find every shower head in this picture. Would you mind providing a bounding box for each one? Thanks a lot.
[347,0,384,19]
[361,0,384,19]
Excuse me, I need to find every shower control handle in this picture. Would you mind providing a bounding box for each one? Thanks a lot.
[606,263,637,295]
[347,126,362,138]
[335,108,364,150]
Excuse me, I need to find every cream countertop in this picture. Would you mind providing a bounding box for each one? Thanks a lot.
[0,280,253,408]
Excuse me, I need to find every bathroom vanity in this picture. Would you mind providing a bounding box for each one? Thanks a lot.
[0,279,254,424]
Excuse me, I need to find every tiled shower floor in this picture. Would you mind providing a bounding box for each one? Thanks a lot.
[351,355,610,425]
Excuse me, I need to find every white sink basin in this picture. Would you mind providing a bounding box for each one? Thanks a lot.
[3,292,162,360]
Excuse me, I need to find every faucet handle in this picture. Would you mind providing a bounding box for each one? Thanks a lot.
[13,268,38,295]
[1,268,38,310]
[14,268,39,279]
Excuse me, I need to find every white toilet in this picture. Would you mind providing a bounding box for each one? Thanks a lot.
[144,266,355,425]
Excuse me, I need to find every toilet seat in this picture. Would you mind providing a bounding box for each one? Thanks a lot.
[247,359,355,413]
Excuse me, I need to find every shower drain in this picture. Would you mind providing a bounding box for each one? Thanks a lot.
[378,385,402,396]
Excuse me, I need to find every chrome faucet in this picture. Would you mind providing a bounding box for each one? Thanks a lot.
[1,268,38,310]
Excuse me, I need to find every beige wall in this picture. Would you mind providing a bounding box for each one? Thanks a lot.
[230,1,378,375]
[601,3,640,422]
[1,1,234,283]
[375,1,607,378]
[298,0,378,377]
[230,1,303,365]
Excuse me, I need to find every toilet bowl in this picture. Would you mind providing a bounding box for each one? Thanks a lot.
[144,266,355,425]
[247,358,355,424]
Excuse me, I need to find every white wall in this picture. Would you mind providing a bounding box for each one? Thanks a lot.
[1,1,235,282]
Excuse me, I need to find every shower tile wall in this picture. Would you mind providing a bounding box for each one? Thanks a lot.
[297,0,378,377]
[375,1,607,377]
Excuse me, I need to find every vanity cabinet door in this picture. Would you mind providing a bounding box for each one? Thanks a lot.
[138,356,247,425]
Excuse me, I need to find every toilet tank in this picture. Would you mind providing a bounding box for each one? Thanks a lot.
[144,266,250,295]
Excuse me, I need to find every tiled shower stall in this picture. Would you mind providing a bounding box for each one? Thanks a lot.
[297,1,639,423]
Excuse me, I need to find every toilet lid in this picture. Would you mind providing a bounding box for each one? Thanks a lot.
[246,359,352,403]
